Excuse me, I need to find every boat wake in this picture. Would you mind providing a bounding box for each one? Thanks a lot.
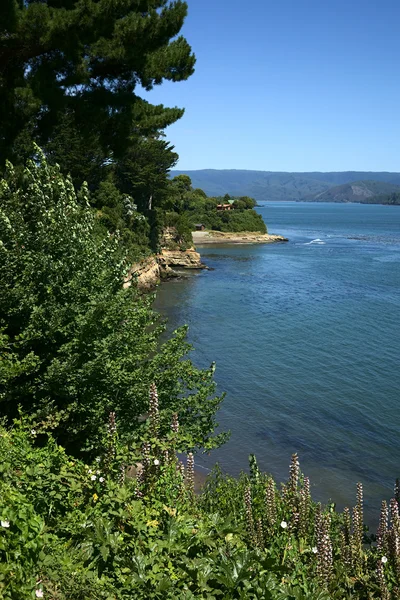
[304,238,326,245]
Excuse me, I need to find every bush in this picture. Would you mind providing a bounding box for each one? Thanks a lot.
[0,150,226,457]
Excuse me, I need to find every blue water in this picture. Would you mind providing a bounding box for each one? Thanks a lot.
[154,202,400,524]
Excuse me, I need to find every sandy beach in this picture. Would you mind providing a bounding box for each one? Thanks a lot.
[192,230,288,245]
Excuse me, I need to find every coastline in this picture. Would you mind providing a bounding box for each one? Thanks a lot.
[192,230,288,245]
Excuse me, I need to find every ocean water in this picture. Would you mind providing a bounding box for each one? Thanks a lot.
[154,202,400,525]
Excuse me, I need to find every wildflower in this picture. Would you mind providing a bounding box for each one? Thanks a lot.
[265,478,277,526]
[95,457,101,463]
[289,453,300,493]
[149,383,160,439]
[244,485,256,544]
[186,452,195,496]
[88,469,92,474]
[312,546,318,553]
[1,520,10,528]
[96,470,100,475]
[93,493,98,502]
[99,477,104,483]
[90,475,96,481]
[31,429,36,435]
[171,412,179,434]
[35,590,44,598]
[153,459,160,466]
[381,556,388,563]
[280,521,288,529]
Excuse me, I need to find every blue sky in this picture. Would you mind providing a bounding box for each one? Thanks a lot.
[144,0,400,172]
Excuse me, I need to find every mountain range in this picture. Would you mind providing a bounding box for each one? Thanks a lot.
[171,169,400,203]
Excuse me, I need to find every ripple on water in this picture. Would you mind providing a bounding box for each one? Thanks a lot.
[154,203,400,525]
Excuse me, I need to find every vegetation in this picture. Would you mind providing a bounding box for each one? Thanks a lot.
[2,407,400,599]
[0,153,226,457]
[166,175,267,234]
[1,3,399,599]
[171,170,400,203]
[310,181,400,204]
[368,191,400,206]
[0,0,195,257]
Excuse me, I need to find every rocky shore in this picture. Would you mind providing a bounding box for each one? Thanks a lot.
[192,230,288,245]
[124,246,206,290]
[125,228,287,290]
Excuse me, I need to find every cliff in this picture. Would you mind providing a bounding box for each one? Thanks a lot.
[125,246,205,290]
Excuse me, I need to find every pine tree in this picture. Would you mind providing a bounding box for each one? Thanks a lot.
[0,0,195,169]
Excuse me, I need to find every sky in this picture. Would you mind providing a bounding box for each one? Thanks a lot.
[143,0,400,172]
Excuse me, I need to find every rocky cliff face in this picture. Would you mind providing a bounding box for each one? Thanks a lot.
[125,246,205,290]
[157,247,203,270]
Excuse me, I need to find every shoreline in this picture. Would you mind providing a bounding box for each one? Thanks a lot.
[192,230,288,245]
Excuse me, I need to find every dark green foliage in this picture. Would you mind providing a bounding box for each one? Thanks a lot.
[0,0,195,167]
[0,153,226,455]
[167,175,267,233]
[0,0,195,254]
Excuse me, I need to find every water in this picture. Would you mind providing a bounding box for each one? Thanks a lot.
[154,202,400,525]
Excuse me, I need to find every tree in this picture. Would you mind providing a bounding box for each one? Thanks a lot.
[0,151,226,456]
[0,0,195,172]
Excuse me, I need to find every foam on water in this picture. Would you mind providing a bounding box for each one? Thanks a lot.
[304,238,326,245]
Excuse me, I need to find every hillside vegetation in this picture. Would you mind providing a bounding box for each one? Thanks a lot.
[1,2,400,599]
[171,170,400,203]
[309,180,400,204]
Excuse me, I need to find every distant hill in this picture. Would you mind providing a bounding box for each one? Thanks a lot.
[308,180,400,203]
[170,169,400,203]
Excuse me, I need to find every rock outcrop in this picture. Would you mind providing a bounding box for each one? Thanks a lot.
[157,247,204,270]
[125,246,206,290]
[124,256,161,290]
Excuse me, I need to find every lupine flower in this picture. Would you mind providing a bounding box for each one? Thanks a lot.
[119,464,125,486]
[316,513,333,585]
[1,520,10,528]
[280,521,288,529]
[299,477,311,538]
[171,413,179,434]
[186,452,195,496]
[244,485,256,543]
[265,478,277,527]
[149,383,160,439]
[377,558,390,600]
[356,482,364,539]
[377,500,388,553]
[395,478,400,504]
[289,453,300,494]
[256,518,264,549]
